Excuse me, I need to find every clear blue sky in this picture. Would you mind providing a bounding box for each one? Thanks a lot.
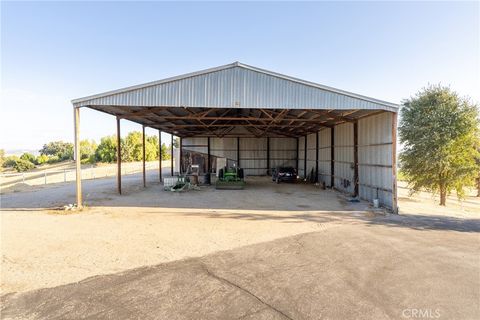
[1,1,478,152]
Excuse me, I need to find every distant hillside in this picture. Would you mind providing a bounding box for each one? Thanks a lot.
[4,149,40,156]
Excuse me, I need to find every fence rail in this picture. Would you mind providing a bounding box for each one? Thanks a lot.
[0,161,170,189]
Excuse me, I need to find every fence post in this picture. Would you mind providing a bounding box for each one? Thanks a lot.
[92,165,95,179]
[44,170,47,185]
[64,169,67,182]
[22,173,25,184]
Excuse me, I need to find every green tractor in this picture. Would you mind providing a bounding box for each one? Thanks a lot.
[215,166,246,190]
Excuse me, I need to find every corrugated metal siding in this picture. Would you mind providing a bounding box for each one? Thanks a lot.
[74,66,397,112]
[298,136,305,177]
[239,138,267,176]
[210,137,237,166]
[318,128,332,187]
[306,133,316,178]
[358,112,393,209]
[182,137,208,154]
[334,123,354,194]
[270,138,296,170]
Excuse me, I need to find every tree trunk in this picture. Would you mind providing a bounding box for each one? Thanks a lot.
[440,185,447,206]
[477,176,480,197]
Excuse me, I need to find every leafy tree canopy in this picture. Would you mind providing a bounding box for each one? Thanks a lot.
[95,136,117,163]
[399,85,480,205]
[80,140,97,163]
[39,141,74,161]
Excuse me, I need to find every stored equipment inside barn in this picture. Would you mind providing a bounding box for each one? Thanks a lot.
[72,62,399,212]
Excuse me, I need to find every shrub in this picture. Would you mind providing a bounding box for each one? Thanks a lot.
[47,155,60,164]
[36,154,49,165]
[20,153,37,164]
[13,159,35,172]
[2,156,20,168]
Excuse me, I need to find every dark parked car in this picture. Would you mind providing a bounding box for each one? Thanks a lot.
[272,166,297,183]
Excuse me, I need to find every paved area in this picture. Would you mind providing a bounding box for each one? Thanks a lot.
[2,217,479,320]
[1,175,479,319]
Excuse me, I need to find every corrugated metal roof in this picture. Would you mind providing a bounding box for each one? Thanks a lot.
[72,62,399,112]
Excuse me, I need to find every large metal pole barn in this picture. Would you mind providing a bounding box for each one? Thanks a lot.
[72,62,399,212]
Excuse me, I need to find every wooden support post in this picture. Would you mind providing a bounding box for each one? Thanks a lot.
[266,137,270,175]
[116,116,122,194]
[392,112,398,213]
[142,125,146,188]
[159,131,162,182]
[207,137,211,173]
[237,137,240,167]
[315,131,319,183]
[353,121,359,197]
[178,137,184,174]
[296,137,299,174]
[74,107,82,207]
[171,134,174,176]
[304,135,307,179]
[331,126,335,188]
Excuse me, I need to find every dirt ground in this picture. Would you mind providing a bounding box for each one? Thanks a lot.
[1,173,479,319]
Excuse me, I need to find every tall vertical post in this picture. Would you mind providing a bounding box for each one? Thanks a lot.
[304,135,307,179]
[116,116,122,194]
[353,121,359,197]
[171,134,174,176]
[266,137,270,175]
[296,137,299,174]
[207,137,211,174]
[142,125,146,188]
[237,137,240,167]
[74,107,82,207]
[331,126,335,188]
[159,130,162,182]
[392,112,398,213]
[315,131,319,183]
[179,137,183,174]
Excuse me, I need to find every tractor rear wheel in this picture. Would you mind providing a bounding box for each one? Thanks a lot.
[218,168,224,180]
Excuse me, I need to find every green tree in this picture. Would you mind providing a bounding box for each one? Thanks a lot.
[399,85,480,205]
[39,141,74,161]
[161,143,170,160]
[20,152,37,164]
[80,139,97,163]
[145,135,159,161]
[121,131,159,162]
[123,131,143,161]
[173,137,180,148]
[0,149,4,167]
[95,136,117,163]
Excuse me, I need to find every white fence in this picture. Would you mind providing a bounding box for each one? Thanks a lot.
[0,161,170,190]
